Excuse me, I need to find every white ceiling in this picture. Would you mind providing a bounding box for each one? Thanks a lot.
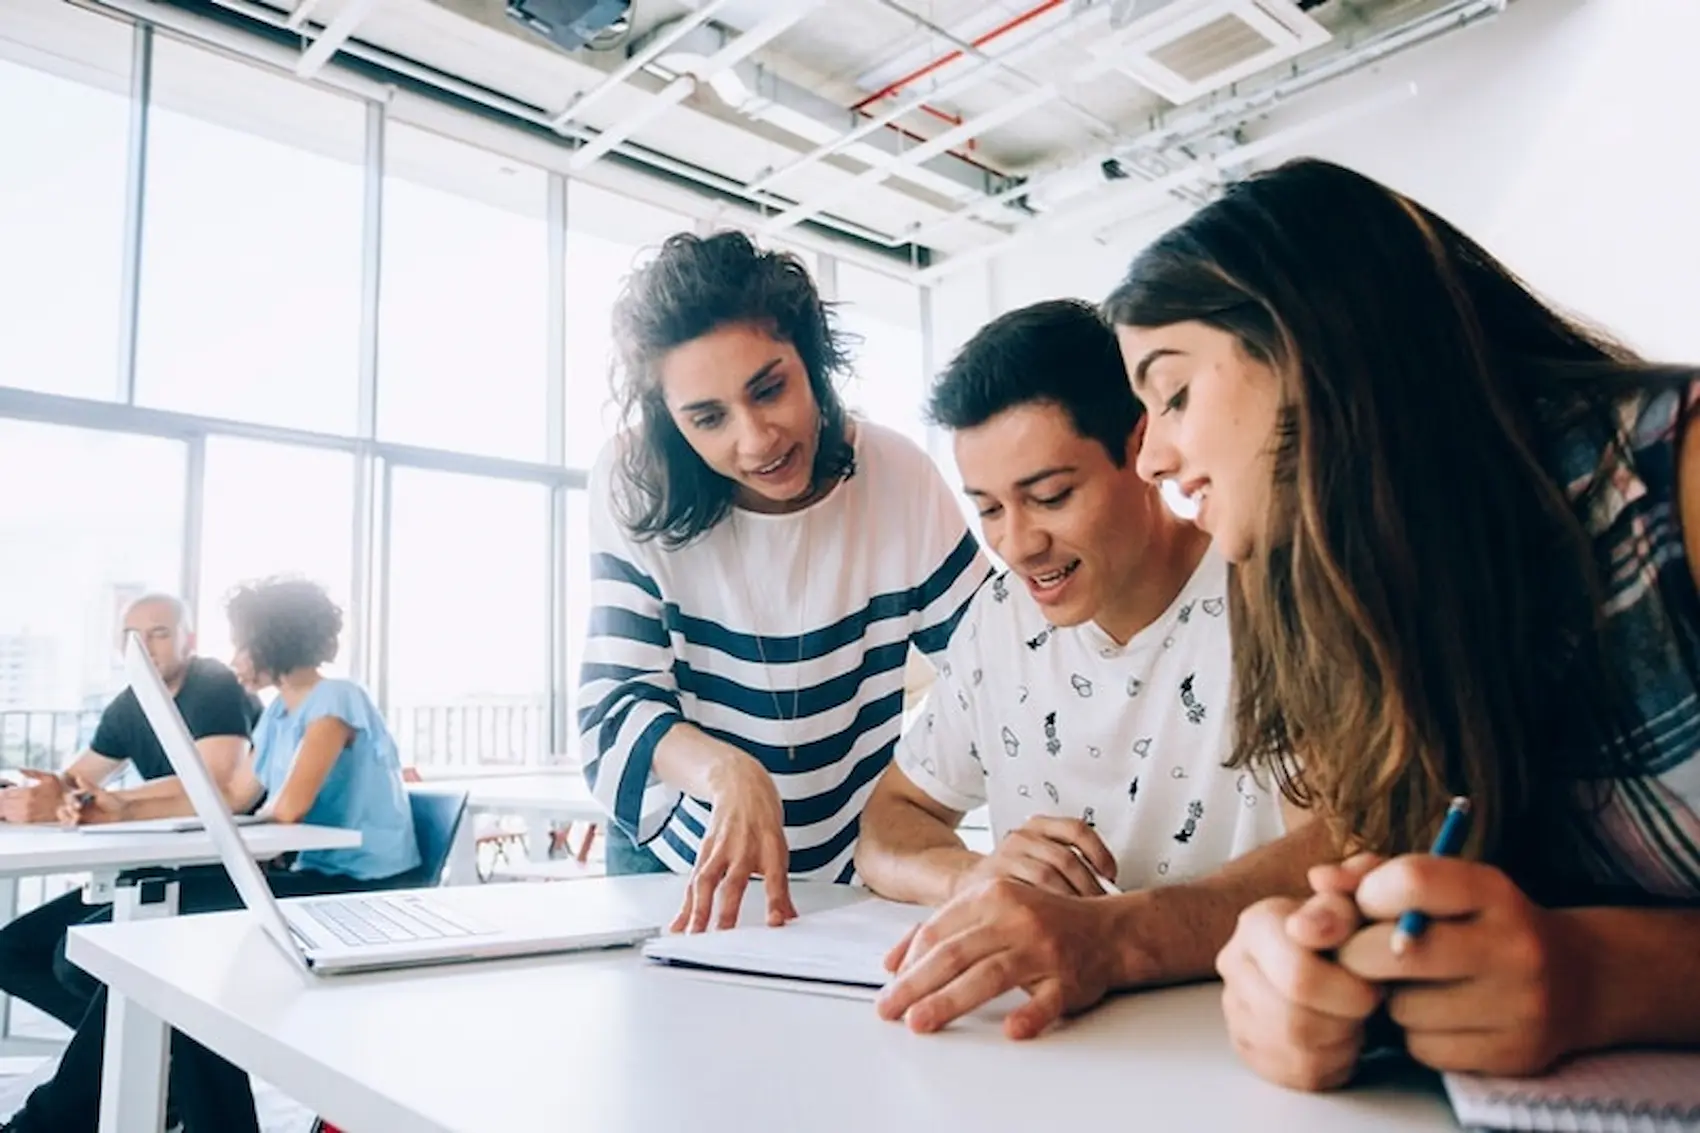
[148,0,1501,267]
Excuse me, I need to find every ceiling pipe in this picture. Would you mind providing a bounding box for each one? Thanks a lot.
[915,81,1419,284]
[566,1,823,172]
[907,0,1510,246]
[746,2,1108,197]
[762,52,1120,236]
[80,0,922,254]
[649,23,1008,202]
[852,0,1066,111]
[549,0,734,131]
[868,0,1119,143]
[294,0,378,79]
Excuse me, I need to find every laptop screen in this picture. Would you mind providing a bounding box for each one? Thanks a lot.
[123,632,309,971]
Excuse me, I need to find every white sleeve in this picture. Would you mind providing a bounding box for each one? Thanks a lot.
[895,608,988,814]
[575,448,685,843]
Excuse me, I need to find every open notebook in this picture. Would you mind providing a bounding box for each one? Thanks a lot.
[1445,1050,1700,1132]
[642,896,931,992]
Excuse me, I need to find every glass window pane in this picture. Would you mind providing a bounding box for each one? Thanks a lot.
[196,437,355,676]
[0,421,183,768]
[385,468,548,767]
[379,126,548,460]
[565,488,590,749]
[135,37,364,432]
[0,8,131,401]
[563,181,692,468]
[836,261,928,451]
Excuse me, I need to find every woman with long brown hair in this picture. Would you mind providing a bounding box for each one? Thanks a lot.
[1105,158,1700,1089]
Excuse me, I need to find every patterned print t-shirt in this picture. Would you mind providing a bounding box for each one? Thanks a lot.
[897,551,1284,890]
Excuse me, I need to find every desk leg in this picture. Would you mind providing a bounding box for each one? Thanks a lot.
[0,876,15,1044]
[98,877,179,1133]
[524,810,552,862]
[447,811,479,886]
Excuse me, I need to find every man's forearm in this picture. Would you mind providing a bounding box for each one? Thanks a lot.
[101,777,193,822]
[1564,906,1700,1053]
[1107,819,1334,988]
[856,797,980,907]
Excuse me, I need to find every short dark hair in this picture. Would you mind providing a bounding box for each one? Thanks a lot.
[225,578,342,678]
[610,230,856,548]
[926,299,1143,465]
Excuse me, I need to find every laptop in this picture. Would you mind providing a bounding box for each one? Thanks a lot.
[123,632,661,975]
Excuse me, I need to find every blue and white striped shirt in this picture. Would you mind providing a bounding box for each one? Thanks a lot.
[578,421,990,882]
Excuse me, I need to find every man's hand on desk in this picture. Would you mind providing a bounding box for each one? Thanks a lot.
[875,877,1122,1040]
[952,816,1119,900]
[55,772,127,827]
[0,769,70,824]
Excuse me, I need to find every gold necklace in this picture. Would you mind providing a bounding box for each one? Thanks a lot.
[732,504,812,762]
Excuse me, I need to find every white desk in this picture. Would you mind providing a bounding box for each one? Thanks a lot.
[0,823,360,1052]
[70,877,1457,1133]
[0,822,361,882]
[423,772,600,880]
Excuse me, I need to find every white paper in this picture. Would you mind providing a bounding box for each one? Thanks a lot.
[642,896,931,989]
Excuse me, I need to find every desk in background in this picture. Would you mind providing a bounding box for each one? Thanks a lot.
[0,823,361,1054]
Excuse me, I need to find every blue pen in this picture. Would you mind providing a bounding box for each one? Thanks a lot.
[1389,796,1472,956]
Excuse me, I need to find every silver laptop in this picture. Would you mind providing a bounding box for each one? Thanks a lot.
[123,633,661,975]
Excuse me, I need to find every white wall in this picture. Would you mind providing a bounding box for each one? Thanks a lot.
[939,0,1700,363]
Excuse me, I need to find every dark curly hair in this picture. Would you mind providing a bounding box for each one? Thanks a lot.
[225,578,343,679]
[609,230,857,548]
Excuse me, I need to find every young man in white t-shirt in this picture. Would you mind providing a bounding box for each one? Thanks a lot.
[855,299,1333,1040]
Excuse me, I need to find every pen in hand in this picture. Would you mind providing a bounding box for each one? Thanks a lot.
[1389,795,1472,956]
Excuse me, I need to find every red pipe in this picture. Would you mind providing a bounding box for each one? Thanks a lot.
[850,0,1068,112]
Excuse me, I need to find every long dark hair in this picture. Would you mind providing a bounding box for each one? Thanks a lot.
[609,230,856,548]
[1104,158,1691,898]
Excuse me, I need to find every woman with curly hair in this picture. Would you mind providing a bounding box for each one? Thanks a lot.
[226,577,418,882]
[579,230,988,931]
[4,578,418,1133]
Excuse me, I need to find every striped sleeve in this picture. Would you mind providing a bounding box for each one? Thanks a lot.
[576,455,684,844]
[909,459,992,657]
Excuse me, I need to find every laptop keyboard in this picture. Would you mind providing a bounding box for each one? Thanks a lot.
[299,895,483,948]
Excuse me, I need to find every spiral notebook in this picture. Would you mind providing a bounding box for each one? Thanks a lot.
[1444,1050,1700,1132]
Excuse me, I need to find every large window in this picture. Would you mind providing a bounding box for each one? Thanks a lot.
[0,421,183,766]
[135,37,365,431]
[379,125,549,461]
[0,8,132,401]
[562,181,692,468]
[836,260,928,451]
[384,468,550,765]
[196,437,355,673]
[0,13,941,774]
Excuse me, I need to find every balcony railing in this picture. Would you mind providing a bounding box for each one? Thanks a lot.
[387,700,560,769]
[0,700,564,771]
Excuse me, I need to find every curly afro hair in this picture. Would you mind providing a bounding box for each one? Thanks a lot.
[225,577,342,679]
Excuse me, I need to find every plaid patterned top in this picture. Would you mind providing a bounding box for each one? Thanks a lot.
[1546,383,1700,900]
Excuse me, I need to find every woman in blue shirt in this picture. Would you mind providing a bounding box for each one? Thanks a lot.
[5,578,420,1133]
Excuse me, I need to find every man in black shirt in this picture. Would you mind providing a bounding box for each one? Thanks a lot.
[0,594,260,1028]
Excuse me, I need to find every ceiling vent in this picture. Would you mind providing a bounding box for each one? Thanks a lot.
[1091,0,1331,105]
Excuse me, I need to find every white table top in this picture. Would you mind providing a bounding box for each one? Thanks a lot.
[0,822,361,878]
[423,772,600,822]
[68,877,1456,1133]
